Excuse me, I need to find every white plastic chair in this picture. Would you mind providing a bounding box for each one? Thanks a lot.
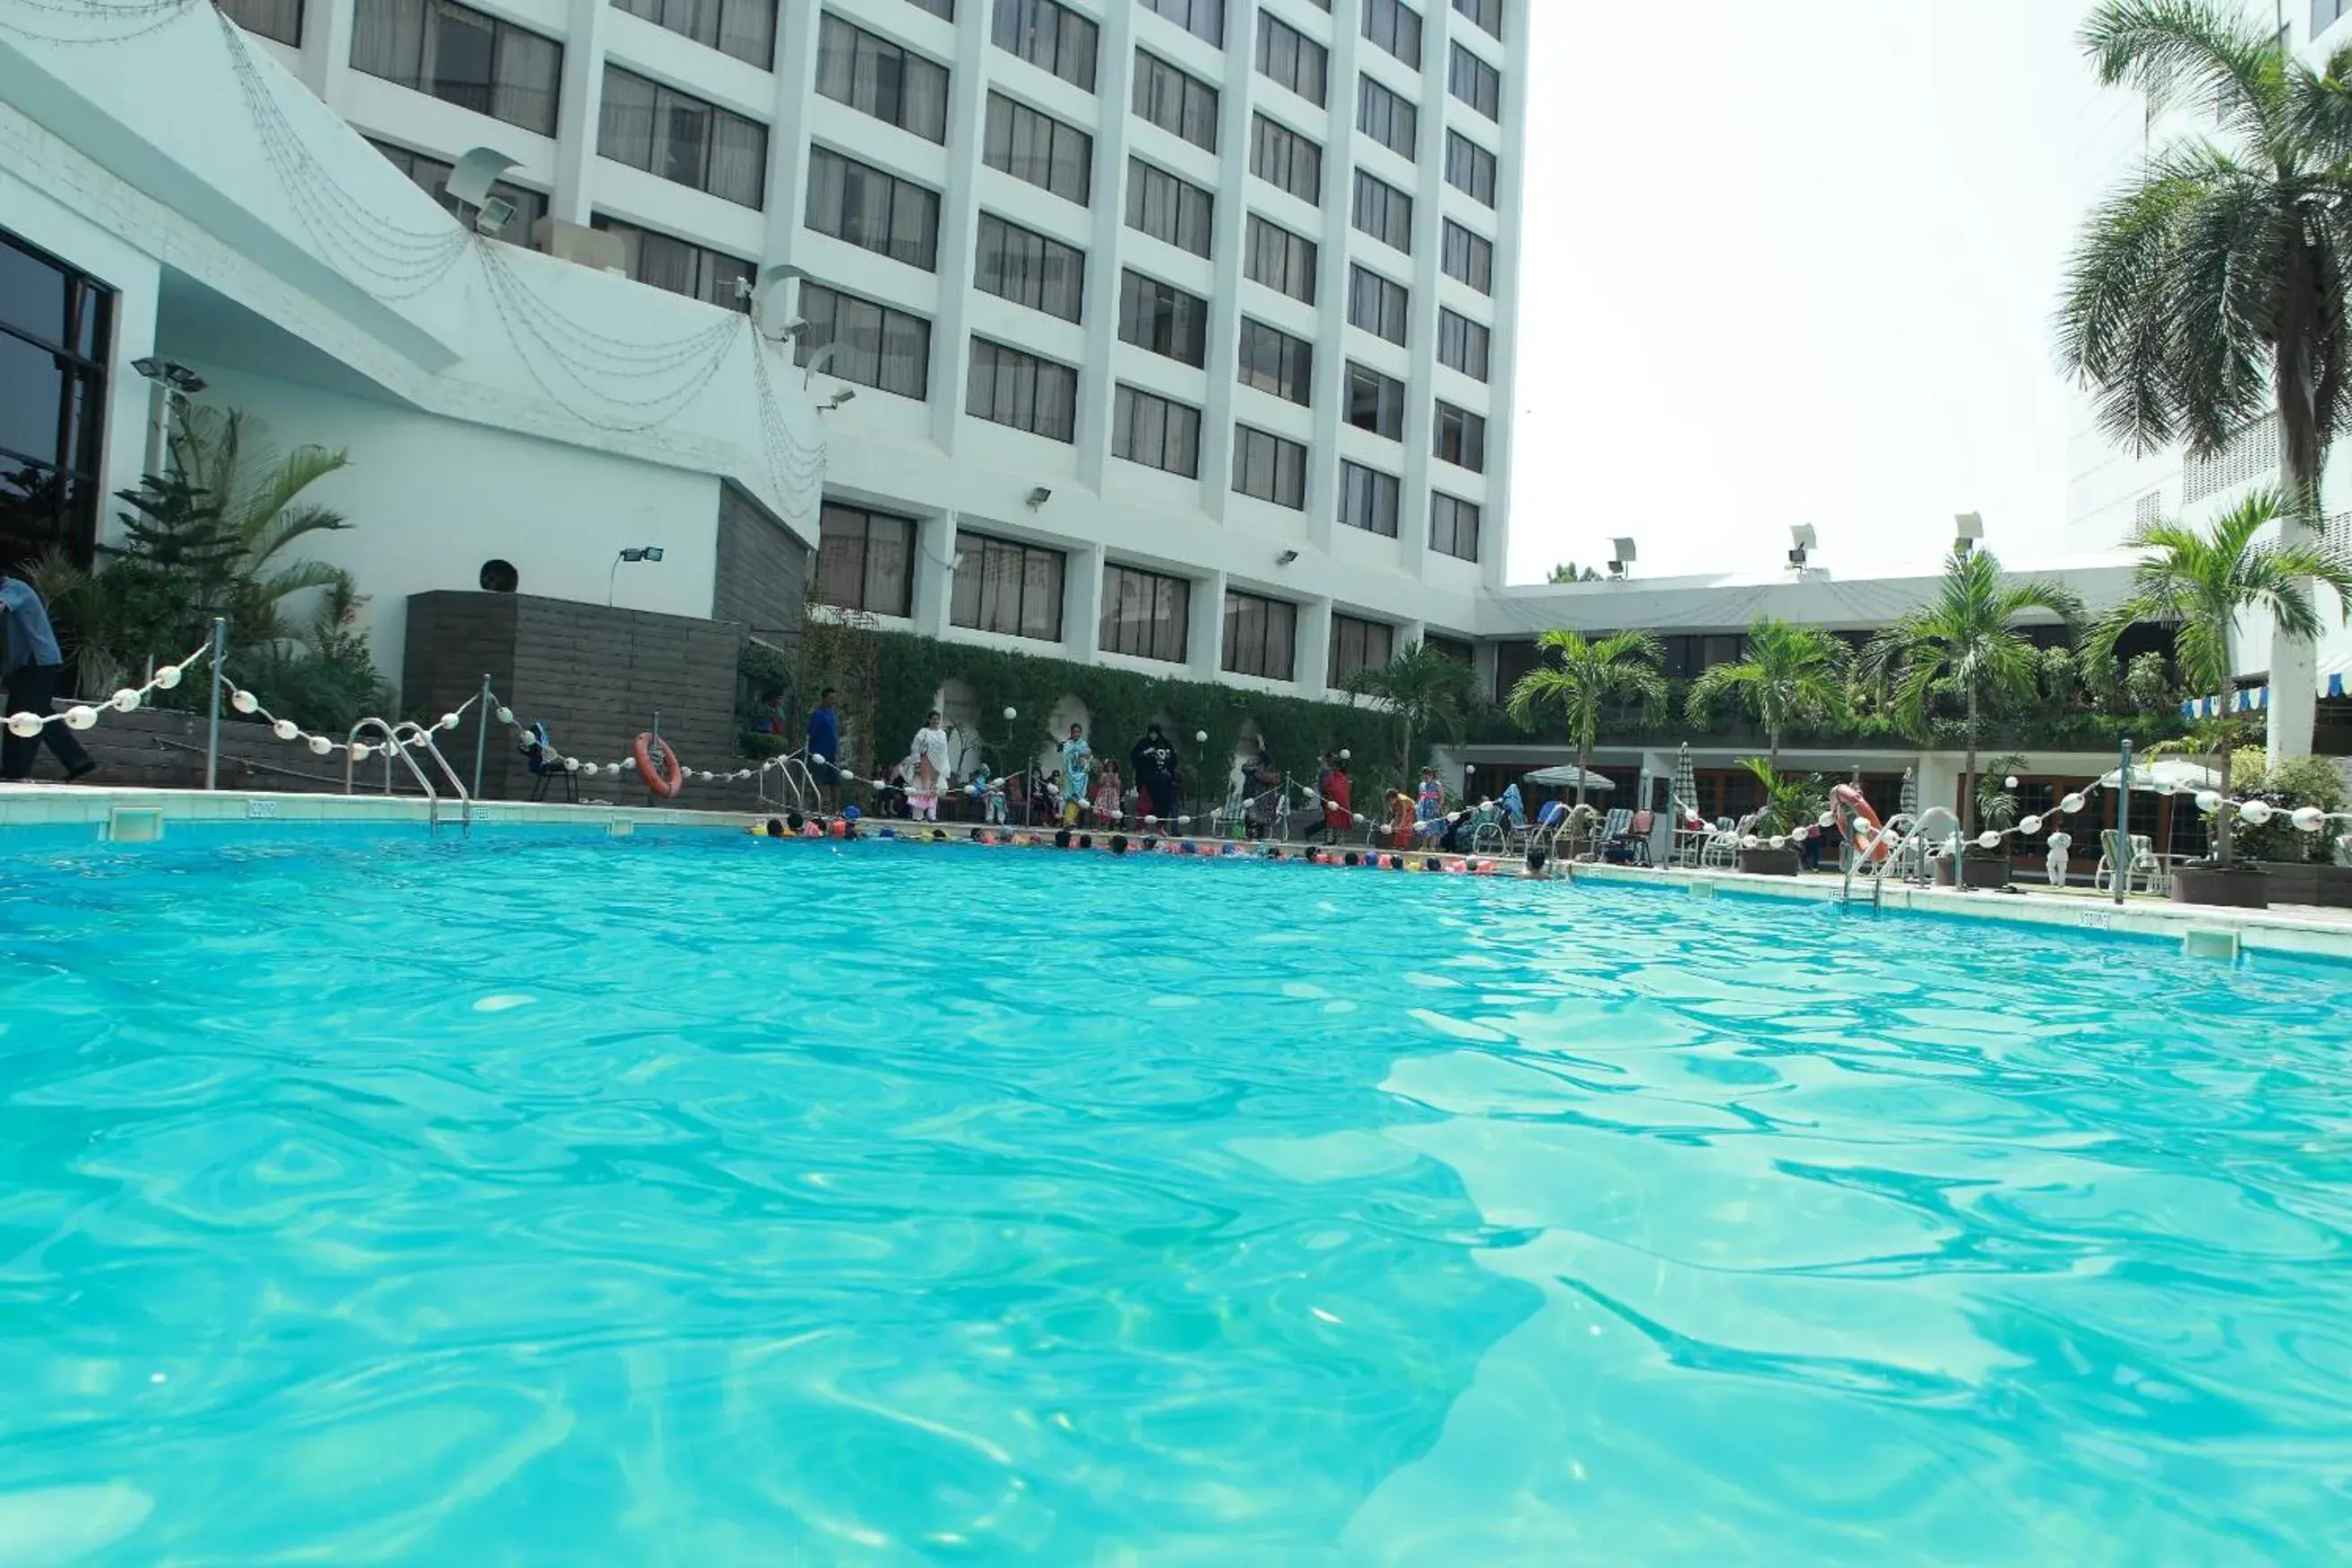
[2095,830,2162,895]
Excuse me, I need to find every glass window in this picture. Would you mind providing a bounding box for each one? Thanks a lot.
[796,281,933,399]
[599,65,767,207]
[1244,214,1316,305]
[1442,220,1494,294]
[1133,51,1219,152]
[992,0,1098,91]
[351,0,563,136]
[1248,115,1322,204]
[1437,309,1490,381]
[1429,493,1480,561]
[1357,75,1417,159]
[1452,0,1502,38]
[1449,41,1502,119]
[1344,362,1406,440]
[1236,319,1313,405]
[612,0,776,68]
[0,228,109,573]
[370,139,547,242]
[1426,633,1476,665]
[1338,461,1400,538]
[1124,159,1214,255]
[590,214,757,309]
[815,14,951,142]
[1138,0,1221,47]
[1433,401,1486,471]
[983,93,1092,205]
[952,530,1065,641]
[1348,265,1408,345]
[974,213,1086,323]
[1352,169,1412,252]
[805,147,941,271]
[815,502,916,616]
[1360,0,1421,68]
[1221,590,1297,680]
[1254,13,1326,106]
[1116,271,1210,366]
[1329,614,1397,687]
[908,0,954,15]
[967,337,1080,442]
[1100,564,1192,663]
[219,0,303,44]
[1445,130,1497,206]
[1231,425,1306,509]
[1112,384,1202,477]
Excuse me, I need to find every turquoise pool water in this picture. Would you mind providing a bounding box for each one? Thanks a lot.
[0,830,2348,1564]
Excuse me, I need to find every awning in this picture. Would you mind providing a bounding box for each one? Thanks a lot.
[2181,652,2352,718]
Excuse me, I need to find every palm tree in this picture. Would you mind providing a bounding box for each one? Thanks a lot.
[1346,639,1481,777]
[2057,0,2352,758]
[1504,629,1667,807]
[1861,549,2084,836]
[2089,487,2352,866]
[1684,616,1850,771]
[168,398,357,650]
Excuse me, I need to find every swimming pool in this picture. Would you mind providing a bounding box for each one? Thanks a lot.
[1,828,2347,1563]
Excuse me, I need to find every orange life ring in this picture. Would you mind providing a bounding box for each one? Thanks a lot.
[633,732,685,798]
[1831,783,1887,863]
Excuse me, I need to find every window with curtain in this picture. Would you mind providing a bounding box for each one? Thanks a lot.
[1361,0,1421,68]
[1357,76,1417,159]
[805,147,941,271]
[967,338,1079,442]
[1248,115,1322,204]
[1138,0,1221,47]
[1445,130,1497,206]
[1254,13,1326,105]
[796,281,933,399]
[982,93,1092,205]
[1449,41,1502,119]
[815,502,917,616]
[1133,51,1219,151]
[1116,271,1209,366]
[1244,214,1316,305]
[974,214,1086,323]
[598,66,768,207]
[1442,220,1493,293]
[1112,384,1202,477]
[589,214,756,308]
[1236,319,1312,405]
[1452,0,1502,38]
[1433,401,1486,471]
[951,531,1066,641]
[1437,309,1490,381]
[218,0,303,45]
[1429,493,1480,561]
[1221,590,1297,680]
[1231,426,1306,509]
[992,0,1098,91]
[1124,159,1214,255]
[814,15,951,142]
[1348,265,1408,345]
[1328,615,1397,687]
[612,0,776,69]
[1099,564,1191,663]
[351,0,563,136]
[1339,461,1400,538]
[1352,169,1412,251]
[1345,362,1406,440]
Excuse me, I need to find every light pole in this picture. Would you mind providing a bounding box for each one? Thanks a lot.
[607,545,664,606]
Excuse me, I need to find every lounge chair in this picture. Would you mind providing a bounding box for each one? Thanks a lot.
[521,720,576,803]
[2095,829,2164,895]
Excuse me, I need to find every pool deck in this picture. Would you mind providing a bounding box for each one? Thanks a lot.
[5,784,2351,965]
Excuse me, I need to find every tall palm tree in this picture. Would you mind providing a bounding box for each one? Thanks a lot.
[1684,616,1850,771]
[1862,549,2084,835]
[1347,639,1481,777]
[1505,629,1667,807]
[2057,0,2352,758]
[2089,487,2352,866]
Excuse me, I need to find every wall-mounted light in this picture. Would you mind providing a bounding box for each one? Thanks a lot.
[1276,549,1300,566]
[132,358,206,394]
[821,389,856,412]
[1026,487,1052,509]
[1788,522,1817,570]
[1954,512,1984,558]
[446,147,521,236]
[608,546,665,605]
[1607,537,1637,579]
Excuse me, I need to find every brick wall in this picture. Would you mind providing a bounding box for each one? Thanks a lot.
[713,482,810,650]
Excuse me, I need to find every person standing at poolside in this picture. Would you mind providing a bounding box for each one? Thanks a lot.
[806,687,840,809]
[1318,753,1353,845]
[1061,723,1092,828]
[1244,745,1281,841]
[1130,723,1179,823]
[906,711,952,823]
[1091,760,1122,826]
[0,573,94,784]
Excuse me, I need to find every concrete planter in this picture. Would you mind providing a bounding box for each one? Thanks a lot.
[2171,864,2270,909]
[1934,852,2011,890]
[1737,846,1802,877]
[2250,861,2352,908]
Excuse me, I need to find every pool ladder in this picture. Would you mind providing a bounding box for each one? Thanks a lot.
[1838,808,1962,914]
[343,718,474,833]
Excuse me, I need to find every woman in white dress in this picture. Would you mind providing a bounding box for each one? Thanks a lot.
[907,711,952,823]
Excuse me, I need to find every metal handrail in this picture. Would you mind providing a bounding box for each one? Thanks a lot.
[392,721,475,831]
[346,718,440,809]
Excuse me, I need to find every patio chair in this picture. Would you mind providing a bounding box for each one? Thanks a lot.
[521,720,576,803]
[1595,806,1633,861]
[1668,799,1710,866]
[1700,814,1753,870]
[1625,808,1654,866]
[2094,829,2162,895]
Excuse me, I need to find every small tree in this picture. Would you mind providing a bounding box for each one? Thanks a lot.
[1504,629,1667,807]
[1346,639,1481,777]
[1684,616,1849,771]
[1546,562,1601,584]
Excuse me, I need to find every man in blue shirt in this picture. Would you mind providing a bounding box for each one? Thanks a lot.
[805,686,840,808]
[0,574,95,782]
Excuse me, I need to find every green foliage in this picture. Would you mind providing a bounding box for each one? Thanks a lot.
[225,579,392,732]
[735,638,795,758]
[1736,755,1830,837]
[2122,651,2176,715]
[2229,749,2348,864]
[1975,752,2031,831]
[1344,640,1482,775]
[1684,616,1849,764]
[1546,562,1601,583]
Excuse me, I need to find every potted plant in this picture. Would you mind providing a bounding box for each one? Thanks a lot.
[2227,749,2352,907]
[1938,751,2030,890]
[1733,757,1822,875]
[2089,490,2352,909]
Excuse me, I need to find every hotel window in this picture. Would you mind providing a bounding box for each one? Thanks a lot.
[0,228,111,571]
[1437,309,1490,381]
[1139,0,1221,45]
[974,214,1086,322]
[1116,271,1210,366]
[1345,362,1406,440]
[1221,590,1297,680]
[1357,76,1417,159]
[599,68,768,208]
[1248,115,1322,204]
[983,94,1093,205]
[1124,159,1214,256]
[219,0,302,44]
[1434,400,1486,470]
[952,531,1066,642]
[1426,632,1476,664]
[372,140,547,244]
[590,215,755,309]
[1352,170,1413,252]
[1429,493,1480,561]
[1329,614,1397,687]
[815,15,950,142]
[1449,41,1502,119]
[1133,51,1219,151]
[795,281,932,399]
[2322,0,2352,32]
[1452,0,1502,37]
[1231,426,1307,509]
[993,0,1098,90]
[1113,384,1202,477]
[805,148,940,270]
[1236,318,1313,405]
[351,0,563,137]
[1445,130,1497,206]
[1100,564,1192,662]
[1442,220,1494,293]
[1255,13,1326,106]
[613,0,775,68]
[815,502,916,616]
[967,338,1079,442]
[1338,461,1400,538]
[1348,265,1408,345]
[1361,0,1421,68]
[1244,215,1316,305]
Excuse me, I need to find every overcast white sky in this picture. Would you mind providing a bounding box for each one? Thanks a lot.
[1504,0,2096,585]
